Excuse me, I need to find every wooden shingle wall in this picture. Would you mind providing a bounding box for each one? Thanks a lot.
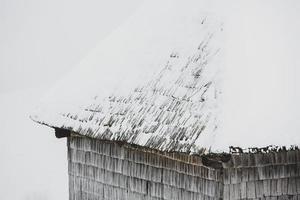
[68,137,300,200]
[68,137,223,200]
[223,151,300,200]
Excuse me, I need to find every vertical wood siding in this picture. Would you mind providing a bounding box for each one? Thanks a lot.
[67,137,300,200]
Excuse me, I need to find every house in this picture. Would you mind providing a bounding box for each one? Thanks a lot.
[31,1,300,199]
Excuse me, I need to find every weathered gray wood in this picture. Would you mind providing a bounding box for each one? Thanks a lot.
[223,151,300,200]
[68,137,300,200]
[68,137,223,200]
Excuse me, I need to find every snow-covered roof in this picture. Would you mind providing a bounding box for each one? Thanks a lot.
[31,0,224,153]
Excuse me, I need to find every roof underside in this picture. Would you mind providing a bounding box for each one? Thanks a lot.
[31,1,224,153]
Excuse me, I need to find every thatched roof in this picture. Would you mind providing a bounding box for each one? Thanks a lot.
[31,0,224,153]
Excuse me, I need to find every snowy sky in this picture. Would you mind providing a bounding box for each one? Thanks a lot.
[1,0,300,199]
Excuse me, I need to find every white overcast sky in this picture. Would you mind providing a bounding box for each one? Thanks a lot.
[0,0,300,199]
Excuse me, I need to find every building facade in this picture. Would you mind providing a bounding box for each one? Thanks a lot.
[68,136,300,200]
[30,1,300,199]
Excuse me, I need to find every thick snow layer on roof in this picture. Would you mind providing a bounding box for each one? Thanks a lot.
[31,0,224,153]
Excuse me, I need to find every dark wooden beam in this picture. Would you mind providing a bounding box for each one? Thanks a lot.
[55,128,71,138]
